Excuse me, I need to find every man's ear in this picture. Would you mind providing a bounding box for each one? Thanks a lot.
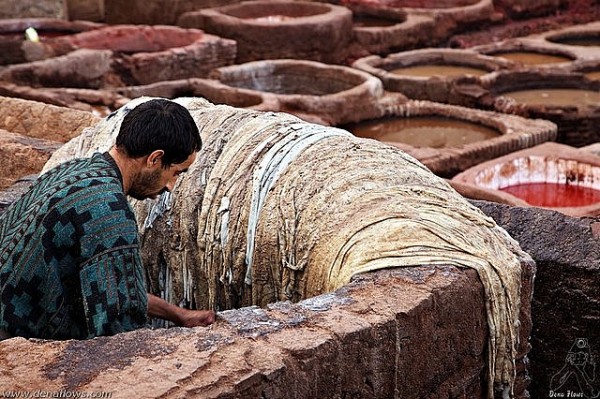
[146,150,165,167]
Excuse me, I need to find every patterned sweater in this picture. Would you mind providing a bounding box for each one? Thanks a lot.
[0,152,148,339]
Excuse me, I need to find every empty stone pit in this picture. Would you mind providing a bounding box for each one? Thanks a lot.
[0,24,237,111]
[452,142,600,217]
[40,24,237,86]
[206,59,384,125]
[177,1,353,64]
[114,78,268,110]
[342,100,556,177]
[457,70,600,147]
[352,48,512,105]
[348,5,436,54]
[393,0,495,39]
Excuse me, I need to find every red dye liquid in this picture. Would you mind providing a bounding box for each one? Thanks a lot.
[500,182,600,207]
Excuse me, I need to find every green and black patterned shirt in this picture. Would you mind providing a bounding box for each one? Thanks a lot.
[0,152,148,339]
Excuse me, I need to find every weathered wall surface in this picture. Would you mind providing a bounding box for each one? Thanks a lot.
[0,129,61,190]
[0,265,533,399]
[105,0,239,25]
[0,0,68,19]
[0,96,100,143]
[473,200,600,399]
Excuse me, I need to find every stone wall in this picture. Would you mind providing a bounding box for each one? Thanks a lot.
[473,200,600,399]
[0,265,534,398]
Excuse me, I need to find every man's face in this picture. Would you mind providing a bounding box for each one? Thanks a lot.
[129,152,196,200]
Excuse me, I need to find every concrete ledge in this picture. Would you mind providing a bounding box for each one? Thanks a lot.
[0,265,533,398]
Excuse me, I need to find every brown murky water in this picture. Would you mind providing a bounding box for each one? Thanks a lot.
[389,64,488,77]
[390,0,478,8]
[502,88,600,107]
[584,71,600,80]
[353,16,399,27]
[501,182,600,207]
[492,51,572,65]
[548,36,600,47]
[349,116,500,148]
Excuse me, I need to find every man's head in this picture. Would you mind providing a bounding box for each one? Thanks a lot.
[114,99,201,200]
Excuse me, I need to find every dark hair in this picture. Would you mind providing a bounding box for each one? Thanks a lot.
[116,99,201,167]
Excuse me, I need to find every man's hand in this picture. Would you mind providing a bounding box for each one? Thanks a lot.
[147,293,216,327]
[177,308,216,327]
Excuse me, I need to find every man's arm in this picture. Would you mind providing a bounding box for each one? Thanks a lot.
[147,294,216,327]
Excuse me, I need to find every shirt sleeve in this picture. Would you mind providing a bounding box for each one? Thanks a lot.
[79,246,148,338]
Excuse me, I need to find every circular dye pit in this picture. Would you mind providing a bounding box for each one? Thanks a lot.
[500,182,600,207]
[353,49,507,104]
[502,88,600,107]
[490,51,573,65]
[390,64,489,77]
[348,116,500,148]
[452,142,600,215]
[210,59,383,125]
[53,25,203,55]
[178,1,352,63]
[219,64,363,96]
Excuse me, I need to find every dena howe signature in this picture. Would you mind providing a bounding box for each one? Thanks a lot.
[550,338,599,398]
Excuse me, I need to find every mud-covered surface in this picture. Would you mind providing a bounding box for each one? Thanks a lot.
[43,329,177,390]
[448,0,600,47]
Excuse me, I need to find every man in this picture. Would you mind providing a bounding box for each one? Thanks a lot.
[0,98,215,340]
